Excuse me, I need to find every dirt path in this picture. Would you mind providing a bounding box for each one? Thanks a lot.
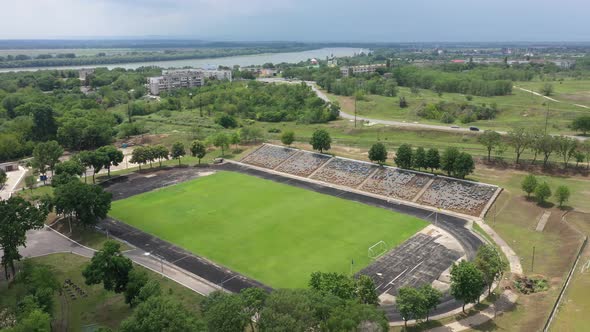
[514,86,590,109]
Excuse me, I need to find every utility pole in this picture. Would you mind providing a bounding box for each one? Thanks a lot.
[544,101,549,135]
[531,246,536,272]
[354,93,357,128]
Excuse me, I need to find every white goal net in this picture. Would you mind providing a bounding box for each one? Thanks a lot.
[368,240,388,259]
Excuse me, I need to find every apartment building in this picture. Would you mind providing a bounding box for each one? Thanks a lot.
[148,69,232,95]
[340,63,386,77]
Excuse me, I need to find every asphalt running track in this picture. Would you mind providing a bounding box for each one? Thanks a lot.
[99,164,483,321]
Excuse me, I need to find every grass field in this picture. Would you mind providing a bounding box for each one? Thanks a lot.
[326,84,590,135]
[109,171,427,288]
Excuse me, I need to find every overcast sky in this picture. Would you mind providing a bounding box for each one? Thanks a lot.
[1,0,589,42]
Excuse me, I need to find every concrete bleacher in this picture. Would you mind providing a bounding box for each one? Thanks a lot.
[419,178,497,215]
[417,178,497,216]
[241,144,297,169]
[310,158,377,188]
[361,168,432,201]
[275,150,331,177]
[357,233,462,296]
[240,144,500,217]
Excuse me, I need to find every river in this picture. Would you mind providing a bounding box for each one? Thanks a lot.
[0,48,366,73]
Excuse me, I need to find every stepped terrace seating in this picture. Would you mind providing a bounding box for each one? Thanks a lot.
[418,178,496,215]
[310,158,377,188]
[275,150,331,177]
[241,144,297,170]
[358,233,461,296]
[361,168,432,200]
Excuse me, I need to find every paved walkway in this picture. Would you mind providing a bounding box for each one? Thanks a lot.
[13,226,220,296]
[0,166,27,200]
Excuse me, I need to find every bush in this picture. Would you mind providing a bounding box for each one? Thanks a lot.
[215,114,238,128]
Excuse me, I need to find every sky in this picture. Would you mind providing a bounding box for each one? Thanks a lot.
[1,0,589,42]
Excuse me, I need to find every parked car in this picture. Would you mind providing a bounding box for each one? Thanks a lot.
[469,126,480,131]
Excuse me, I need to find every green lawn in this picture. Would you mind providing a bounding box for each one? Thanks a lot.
[109,171,427,288]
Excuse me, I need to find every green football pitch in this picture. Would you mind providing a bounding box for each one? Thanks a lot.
[109,171,428,288]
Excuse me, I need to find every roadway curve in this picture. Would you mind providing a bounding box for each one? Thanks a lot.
[258,78,588,141]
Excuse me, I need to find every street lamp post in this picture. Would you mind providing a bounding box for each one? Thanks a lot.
[144,252,164,276]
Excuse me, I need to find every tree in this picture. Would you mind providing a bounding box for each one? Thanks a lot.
[396,287,427,327]
[170,142,185,166]
[152,145,169,167]
[129,146,148,171]
[394,144,413,169]
[135,279,162,305]
[10,309,51,332]
[420,285,442,321]
[399,96,408,108]
[475,245,507,295]
[97,145,125,176]
[454,152,475,179]
[53,181,112,228]
[83,241,133,293]
[574,151,585,167]
[120,296,206,332]
[507,127,530,164]
[368,142,388,165]
[310,129,331,153]
[309,272,356,301]
[413,147,427,170]
[239,126,264,144]
[230,132,241,150]
[24,175,37,192]
[538,134,556,167]
[30,103,57,142]
[240,287,268,332]
[357,275,379,305]
[478,130,502,162]
[572,115,590,135]
[0,197,47,279]
[281,130,295,146]
[555,185,571,208]
[540,83,554,96]
[450,260,484,313]
[215,114,238,128]
[555,136,577,168]
[425,148,440,172]
[534,182,552,204]
[201,291,247,332]
[0,169,6,189]
[325,300,388,332]
[124,268,148,307]
[79,149,109,184]
[190,140,207,164]
[441,147,460,176]
[54,159,85,178]
[521,174,538,197]
[32,140,63,176]
[211,133,230,156]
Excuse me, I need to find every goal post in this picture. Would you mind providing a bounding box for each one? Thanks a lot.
[368,240,388,259]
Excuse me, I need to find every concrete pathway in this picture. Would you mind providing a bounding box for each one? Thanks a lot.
[11,226,220,297]
[427,290,518,332]
[0,166,27,200]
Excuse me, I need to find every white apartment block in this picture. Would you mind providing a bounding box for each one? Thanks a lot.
[148,69,232,95]
[340,64,386,77]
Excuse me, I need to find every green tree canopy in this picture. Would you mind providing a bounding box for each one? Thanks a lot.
[450,260,484,313]
[425,148,441,171]
[413,147,427,170]
[534,182,552,204]
[555,185,570,208]
[572,115,590,135]
[475,245,507,295]
[201,291,248,332]
[310,129,331,153]
[368,142,388,165]
[53,181,112,227]
[280,130,295,146]
[170,142,186,165]
[478,130,502,162]
[521,174,538,197]
[0,197,47,279]
[190,140,207,164]
[120,296,206,332]
[394,144,413,169]
[82,241,133,293]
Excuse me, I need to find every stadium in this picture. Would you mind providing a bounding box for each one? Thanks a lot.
[100,143,502,321]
